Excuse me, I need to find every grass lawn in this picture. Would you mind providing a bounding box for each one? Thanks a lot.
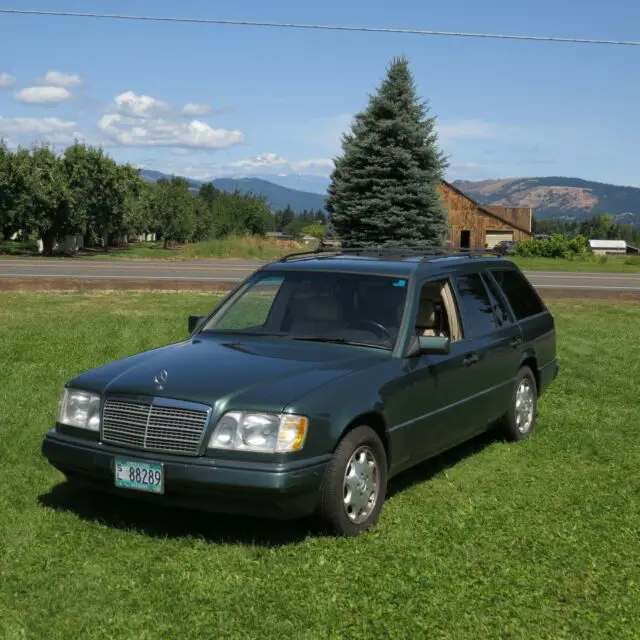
[513,255,640,273]
[1,293,639,638]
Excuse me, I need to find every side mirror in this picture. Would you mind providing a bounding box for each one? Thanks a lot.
[405,334,451,358]
[188,315,204,333]
[418,335,450,355]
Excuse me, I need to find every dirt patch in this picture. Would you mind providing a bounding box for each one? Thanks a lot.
[0,278,238,293]
[536,288,640,302]
[1,277,638,302]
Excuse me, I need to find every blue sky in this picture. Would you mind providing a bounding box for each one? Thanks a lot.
[1,0,639,189]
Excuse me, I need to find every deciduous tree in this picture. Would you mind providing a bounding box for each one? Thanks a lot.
[19,144,81,256]
[150,177,196,248]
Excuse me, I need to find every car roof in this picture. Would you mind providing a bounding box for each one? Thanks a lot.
[260,248,513,278]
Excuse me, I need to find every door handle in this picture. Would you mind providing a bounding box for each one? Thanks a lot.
[509,337,523,349]
[463,353,479,366]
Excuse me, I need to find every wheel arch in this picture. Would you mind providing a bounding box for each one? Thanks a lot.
[336,411,391,468]
[519,352,541,396]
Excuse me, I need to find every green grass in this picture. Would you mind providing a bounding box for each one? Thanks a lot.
[0,236,303,261]
[0,239,39,256]
[88,237,302,261]
[513,254,640,273]
[1,293,639,638]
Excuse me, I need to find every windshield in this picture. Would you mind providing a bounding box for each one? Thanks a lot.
[199,271,409,349]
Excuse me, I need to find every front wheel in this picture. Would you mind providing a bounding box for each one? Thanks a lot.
[501,365,538,441]
[316,426,388,536]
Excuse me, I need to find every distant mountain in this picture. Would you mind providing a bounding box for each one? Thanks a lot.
[453,176,640,225]
[140,169,203,191]
[140,170,326,213]
[254,173,330,195]
[211,178,326,212]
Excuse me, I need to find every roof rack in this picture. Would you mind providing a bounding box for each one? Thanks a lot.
[277,245,502,263]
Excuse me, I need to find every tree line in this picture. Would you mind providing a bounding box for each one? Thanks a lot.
[0,140,328,255]
[533,214,640,246]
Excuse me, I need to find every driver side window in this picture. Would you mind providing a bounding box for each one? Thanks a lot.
[414,279,463,343]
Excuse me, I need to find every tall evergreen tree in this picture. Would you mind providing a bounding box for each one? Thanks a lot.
[327,56,449,248]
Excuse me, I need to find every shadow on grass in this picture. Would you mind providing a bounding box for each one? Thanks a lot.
[37,483,320,547]
[387,428,500,499]
[37,429,500,546]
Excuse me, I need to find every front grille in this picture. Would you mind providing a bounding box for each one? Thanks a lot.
[102,397,210,456]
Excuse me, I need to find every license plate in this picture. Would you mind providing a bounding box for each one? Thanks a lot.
[114,459,164,494]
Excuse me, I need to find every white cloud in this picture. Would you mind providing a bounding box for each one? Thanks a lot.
[0,117,80,145]
[291,158,334,175]
[38,71,83,88]
[221,154,333,177]
[438,119,505,140]
[231,153,288,171]
[14,86,72,104]
[182,103,213,117]
[98,113,243,150]
[164,153,335,182]
[113,91,171,117]
[0,72,16,89]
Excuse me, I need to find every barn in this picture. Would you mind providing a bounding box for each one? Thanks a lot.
[589,239,639,255]
[438,181,533,250]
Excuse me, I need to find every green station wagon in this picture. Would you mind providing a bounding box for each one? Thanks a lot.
[42,248,559,536]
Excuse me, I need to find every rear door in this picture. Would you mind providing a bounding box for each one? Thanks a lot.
[480,269,524,412]
[448,270,520,438]
[488,266,557,393]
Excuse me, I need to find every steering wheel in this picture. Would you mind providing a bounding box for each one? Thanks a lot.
[346,320,393,342]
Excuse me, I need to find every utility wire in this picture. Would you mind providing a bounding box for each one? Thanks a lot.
[1,7,640,47]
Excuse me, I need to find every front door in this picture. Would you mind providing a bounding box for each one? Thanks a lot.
[386,277,481,465]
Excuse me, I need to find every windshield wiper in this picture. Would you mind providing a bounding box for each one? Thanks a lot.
[291,336,389,349]
[200,330,288,337]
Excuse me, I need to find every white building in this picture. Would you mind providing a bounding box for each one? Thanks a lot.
[37,234,84,254]
[589,239,628,255]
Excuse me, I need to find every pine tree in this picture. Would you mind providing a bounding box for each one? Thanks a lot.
[327,56,449,249]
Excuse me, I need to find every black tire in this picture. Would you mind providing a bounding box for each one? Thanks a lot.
[501,365,538,442]
[316,425,388,537]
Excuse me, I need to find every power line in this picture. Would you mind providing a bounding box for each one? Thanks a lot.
[1,7,640,47]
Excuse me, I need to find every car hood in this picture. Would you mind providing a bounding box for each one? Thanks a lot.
[68,335,388,412]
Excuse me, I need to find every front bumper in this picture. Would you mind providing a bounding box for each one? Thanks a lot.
[41,430,329,520]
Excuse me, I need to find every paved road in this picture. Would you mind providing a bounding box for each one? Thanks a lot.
[1,258,640,291]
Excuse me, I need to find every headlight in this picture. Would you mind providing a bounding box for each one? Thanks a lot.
[57,388,101,432]
[208,411,308,453]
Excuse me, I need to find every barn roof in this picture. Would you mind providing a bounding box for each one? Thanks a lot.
[440,181,533,236]
[589,239,627,249]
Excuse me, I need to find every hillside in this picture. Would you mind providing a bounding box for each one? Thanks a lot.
[140,170,326,213]
[453,177,640,225]
[211,178,326,212]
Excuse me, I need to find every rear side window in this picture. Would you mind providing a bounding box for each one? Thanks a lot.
[491,269,545,320]
[453,273,497,339]
[481,272,511,326]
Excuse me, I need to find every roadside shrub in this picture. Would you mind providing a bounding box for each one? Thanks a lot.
[515,234,590,259]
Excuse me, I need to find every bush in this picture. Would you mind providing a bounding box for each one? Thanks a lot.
[515,234,590,259]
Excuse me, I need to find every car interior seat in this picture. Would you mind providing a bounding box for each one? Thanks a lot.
[288,295,343,336]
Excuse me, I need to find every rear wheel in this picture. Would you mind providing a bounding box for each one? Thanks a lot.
[317,425,387,536]
[501,365,538,441]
